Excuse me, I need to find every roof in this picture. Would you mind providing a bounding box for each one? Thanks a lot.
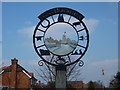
[0,62,36,80]
[68,81,84,88]
[29,72,34,77]
[1,66,11,71]
[45,81,85,88]
[45,81,55,88]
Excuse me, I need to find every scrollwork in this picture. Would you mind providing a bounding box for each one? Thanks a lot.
[78,60,84,67]
[38,60,44,66]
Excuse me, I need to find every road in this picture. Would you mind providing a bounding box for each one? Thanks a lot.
[49,44,75,55]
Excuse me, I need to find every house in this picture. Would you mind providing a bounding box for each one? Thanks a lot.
[67,81,84,89]
[45,81,88,89]
[0,58,39,89]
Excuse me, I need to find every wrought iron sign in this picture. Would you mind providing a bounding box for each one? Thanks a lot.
[33,7,89,66]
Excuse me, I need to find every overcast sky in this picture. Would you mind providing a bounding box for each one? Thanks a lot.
[0,1,119,87]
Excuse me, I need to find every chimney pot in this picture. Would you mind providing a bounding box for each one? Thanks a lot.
[11,58,18,65]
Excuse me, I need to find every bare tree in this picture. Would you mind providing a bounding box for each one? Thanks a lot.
[33,56,83,84]
[33,63,55,83]
[67,63,83,81]
[94,80,104,88]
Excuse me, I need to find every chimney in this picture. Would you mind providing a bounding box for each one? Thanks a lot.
[10,58,18,88]
[38,80,41,84]
[11,58,18,65]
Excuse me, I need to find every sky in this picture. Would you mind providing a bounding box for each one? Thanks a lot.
[0,1,119,87]
[1,0,120,2]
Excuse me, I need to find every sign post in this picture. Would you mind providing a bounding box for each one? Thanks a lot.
[55,64,66,88]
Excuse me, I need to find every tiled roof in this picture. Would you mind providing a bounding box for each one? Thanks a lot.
[45,81,55,88]
[0,62,35,78]
[29,72,33,77]
[1,66,11,70]
[68,81,83,88]
[45,81,86,88]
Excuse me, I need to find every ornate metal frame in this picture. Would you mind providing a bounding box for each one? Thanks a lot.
[33,7,89,67]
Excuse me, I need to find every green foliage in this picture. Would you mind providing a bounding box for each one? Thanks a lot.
[88,81,95,90]
[109,72,120,89]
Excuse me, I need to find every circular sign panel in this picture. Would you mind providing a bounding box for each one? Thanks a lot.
[44,22,78,56]
[33,7,89,66]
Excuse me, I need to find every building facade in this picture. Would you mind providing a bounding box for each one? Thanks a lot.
[0,58,38,89]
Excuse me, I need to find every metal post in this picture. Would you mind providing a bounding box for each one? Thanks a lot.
[55,64,66,89]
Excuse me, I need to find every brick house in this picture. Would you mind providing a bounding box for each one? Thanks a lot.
[67,81,84,89]
[0,58,38,89]
[45,81,88,89]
